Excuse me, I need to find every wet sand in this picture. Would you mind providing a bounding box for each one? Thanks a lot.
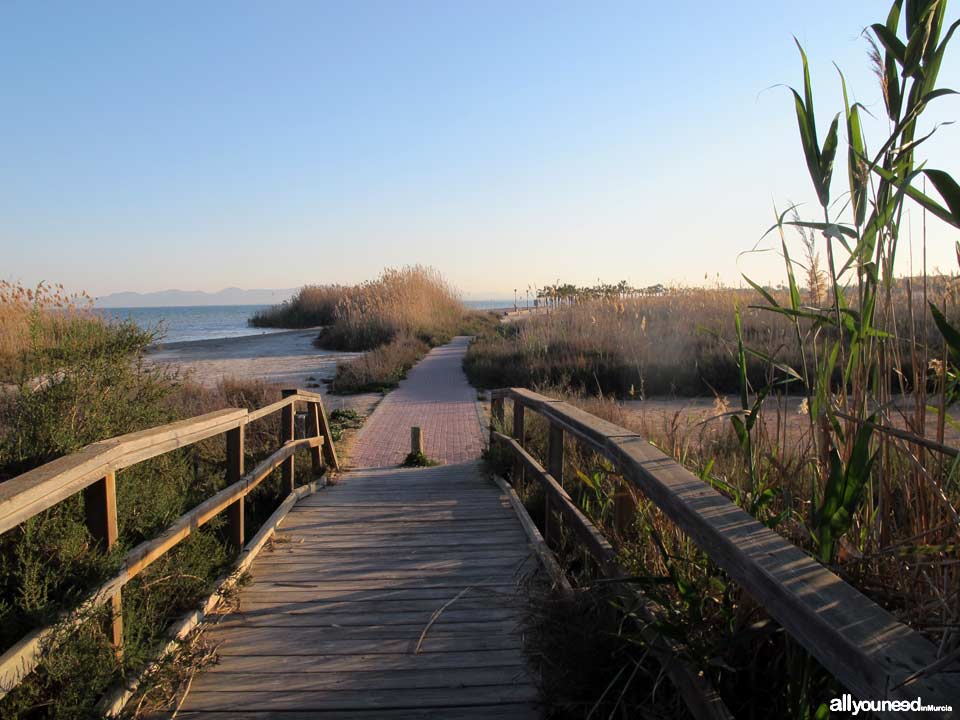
[146,328,380,415]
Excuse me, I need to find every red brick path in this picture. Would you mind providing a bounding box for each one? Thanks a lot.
[347,336,484,468]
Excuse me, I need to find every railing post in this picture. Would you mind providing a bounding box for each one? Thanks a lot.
[281,389,296,492]
[226,425,245,551]
[306,401,324,476]
[614,479,637,541]
[545,422,564,543]
[83,471,123,656]
[511,401,525,491]
[411,426,424,455]
[490,396,504,447]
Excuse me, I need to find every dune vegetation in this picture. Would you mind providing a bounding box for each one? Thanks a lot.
[0,282,344,718]
[254,266,498,393]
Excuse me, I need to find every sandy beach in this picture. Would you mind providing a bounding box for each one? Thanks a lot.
[146,328,380,414]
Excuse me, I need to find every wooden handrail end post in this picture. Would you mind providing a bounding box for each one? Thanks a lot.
[226,425,245,551]
[281,390,296,492]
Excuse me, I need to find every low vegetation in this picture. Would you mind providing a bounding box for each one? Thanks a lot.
[329,335,428,394]
[0,284,341,718]
[264,266,501,394]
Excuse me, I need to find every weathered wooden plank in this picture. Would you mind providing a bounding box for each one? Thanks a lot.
[189,666,533,693]
[254,556,531,573]
[262,544,527,560]
[175,684,539,712]
[237,595,522,613]
[217,607,519,629]
[271,534,528,549]
[238,585,523,604]
[166,702,541,719]
[249,568,531,587]
[205,623,521,647]
[213,634,524,657]
[189,649,529,674]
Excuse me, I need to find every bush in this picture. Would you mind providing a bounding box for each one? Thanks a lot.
[314,266,466,352]
[248,285,346,328]
[329,335,429,393]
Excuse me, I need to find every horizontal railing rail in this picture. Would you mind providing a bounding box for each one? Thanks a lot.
[490,388,960,718]
[0,389,339,699]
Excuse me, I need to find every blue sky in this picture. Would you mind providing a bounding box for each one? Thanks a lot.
[2,1,958,298]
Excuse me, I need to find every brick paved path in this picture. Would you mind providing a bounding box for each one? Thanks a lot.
[348,336,484,468]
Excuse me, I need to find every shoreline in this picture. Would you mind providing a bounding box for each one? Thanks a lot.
[146,327,380,415]
[146,326,324,353]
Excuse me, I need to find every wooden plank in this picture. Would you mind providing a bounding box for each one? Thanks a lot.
[238,585,522,604]
[270,534,528,549]
[190,650,528,674]
[237,595,522,613]
[165,705,542,720]
[216,608,519,629]
[212,634,524,657]
[306,401,324,474]
[246,397,296,423]
[207,622,520,642]
[249,569,531,587]
[280,515,517,530]
[165,704,541,720]
[261,544,527,560]
[189,666,532,693]
[493,476,570,595]
[253,553,533,571]
[610,434,960,707]
[176,685,539,712]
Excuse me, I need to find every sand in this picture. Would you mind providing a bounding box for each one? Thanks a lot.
[146,328,380,415]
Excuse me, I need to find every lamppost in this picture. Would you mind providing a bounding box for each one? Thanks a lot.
[513,288,517,312]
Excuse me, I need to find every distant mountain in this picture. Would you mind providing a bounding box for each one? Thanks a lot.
[95,287,298,308]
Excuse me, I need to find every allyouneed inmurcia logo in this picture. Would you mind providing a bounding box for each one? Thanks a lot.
[829,694,953,715]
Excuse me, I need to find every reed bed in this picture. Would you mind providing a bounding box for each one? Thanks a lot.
[248,285,345,328]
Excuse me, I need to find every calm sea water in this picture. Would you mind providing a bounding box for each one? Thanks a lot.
[97,301,511,344]
[95,305,284,344]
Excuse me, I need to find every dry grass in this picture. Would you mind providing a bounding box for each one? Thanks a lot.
[466,281,955,398]
[329,335,429,393]
[248,285,346,328]
[0,281,102,382]
[316,266,466,351]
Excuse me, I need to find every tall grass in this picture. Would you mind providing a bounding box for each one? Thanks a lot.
[315,266,466,351]
[248,285,345,328]
[465,280,955,397]
[0,281,100,383]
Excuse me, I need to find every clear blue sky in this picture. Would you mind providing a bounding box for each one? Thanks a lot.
[2,1,958,299]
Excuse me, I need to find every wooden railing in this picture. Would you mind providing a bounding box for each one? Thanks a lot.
[0,389,339,700]
[490,388,960,718]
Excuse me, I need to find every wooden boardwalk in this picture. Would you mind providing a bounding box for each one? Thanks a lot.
[174,461,541,718]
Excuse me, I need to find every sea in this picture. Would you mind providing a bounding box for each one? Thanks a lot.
[96,300,511,344]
